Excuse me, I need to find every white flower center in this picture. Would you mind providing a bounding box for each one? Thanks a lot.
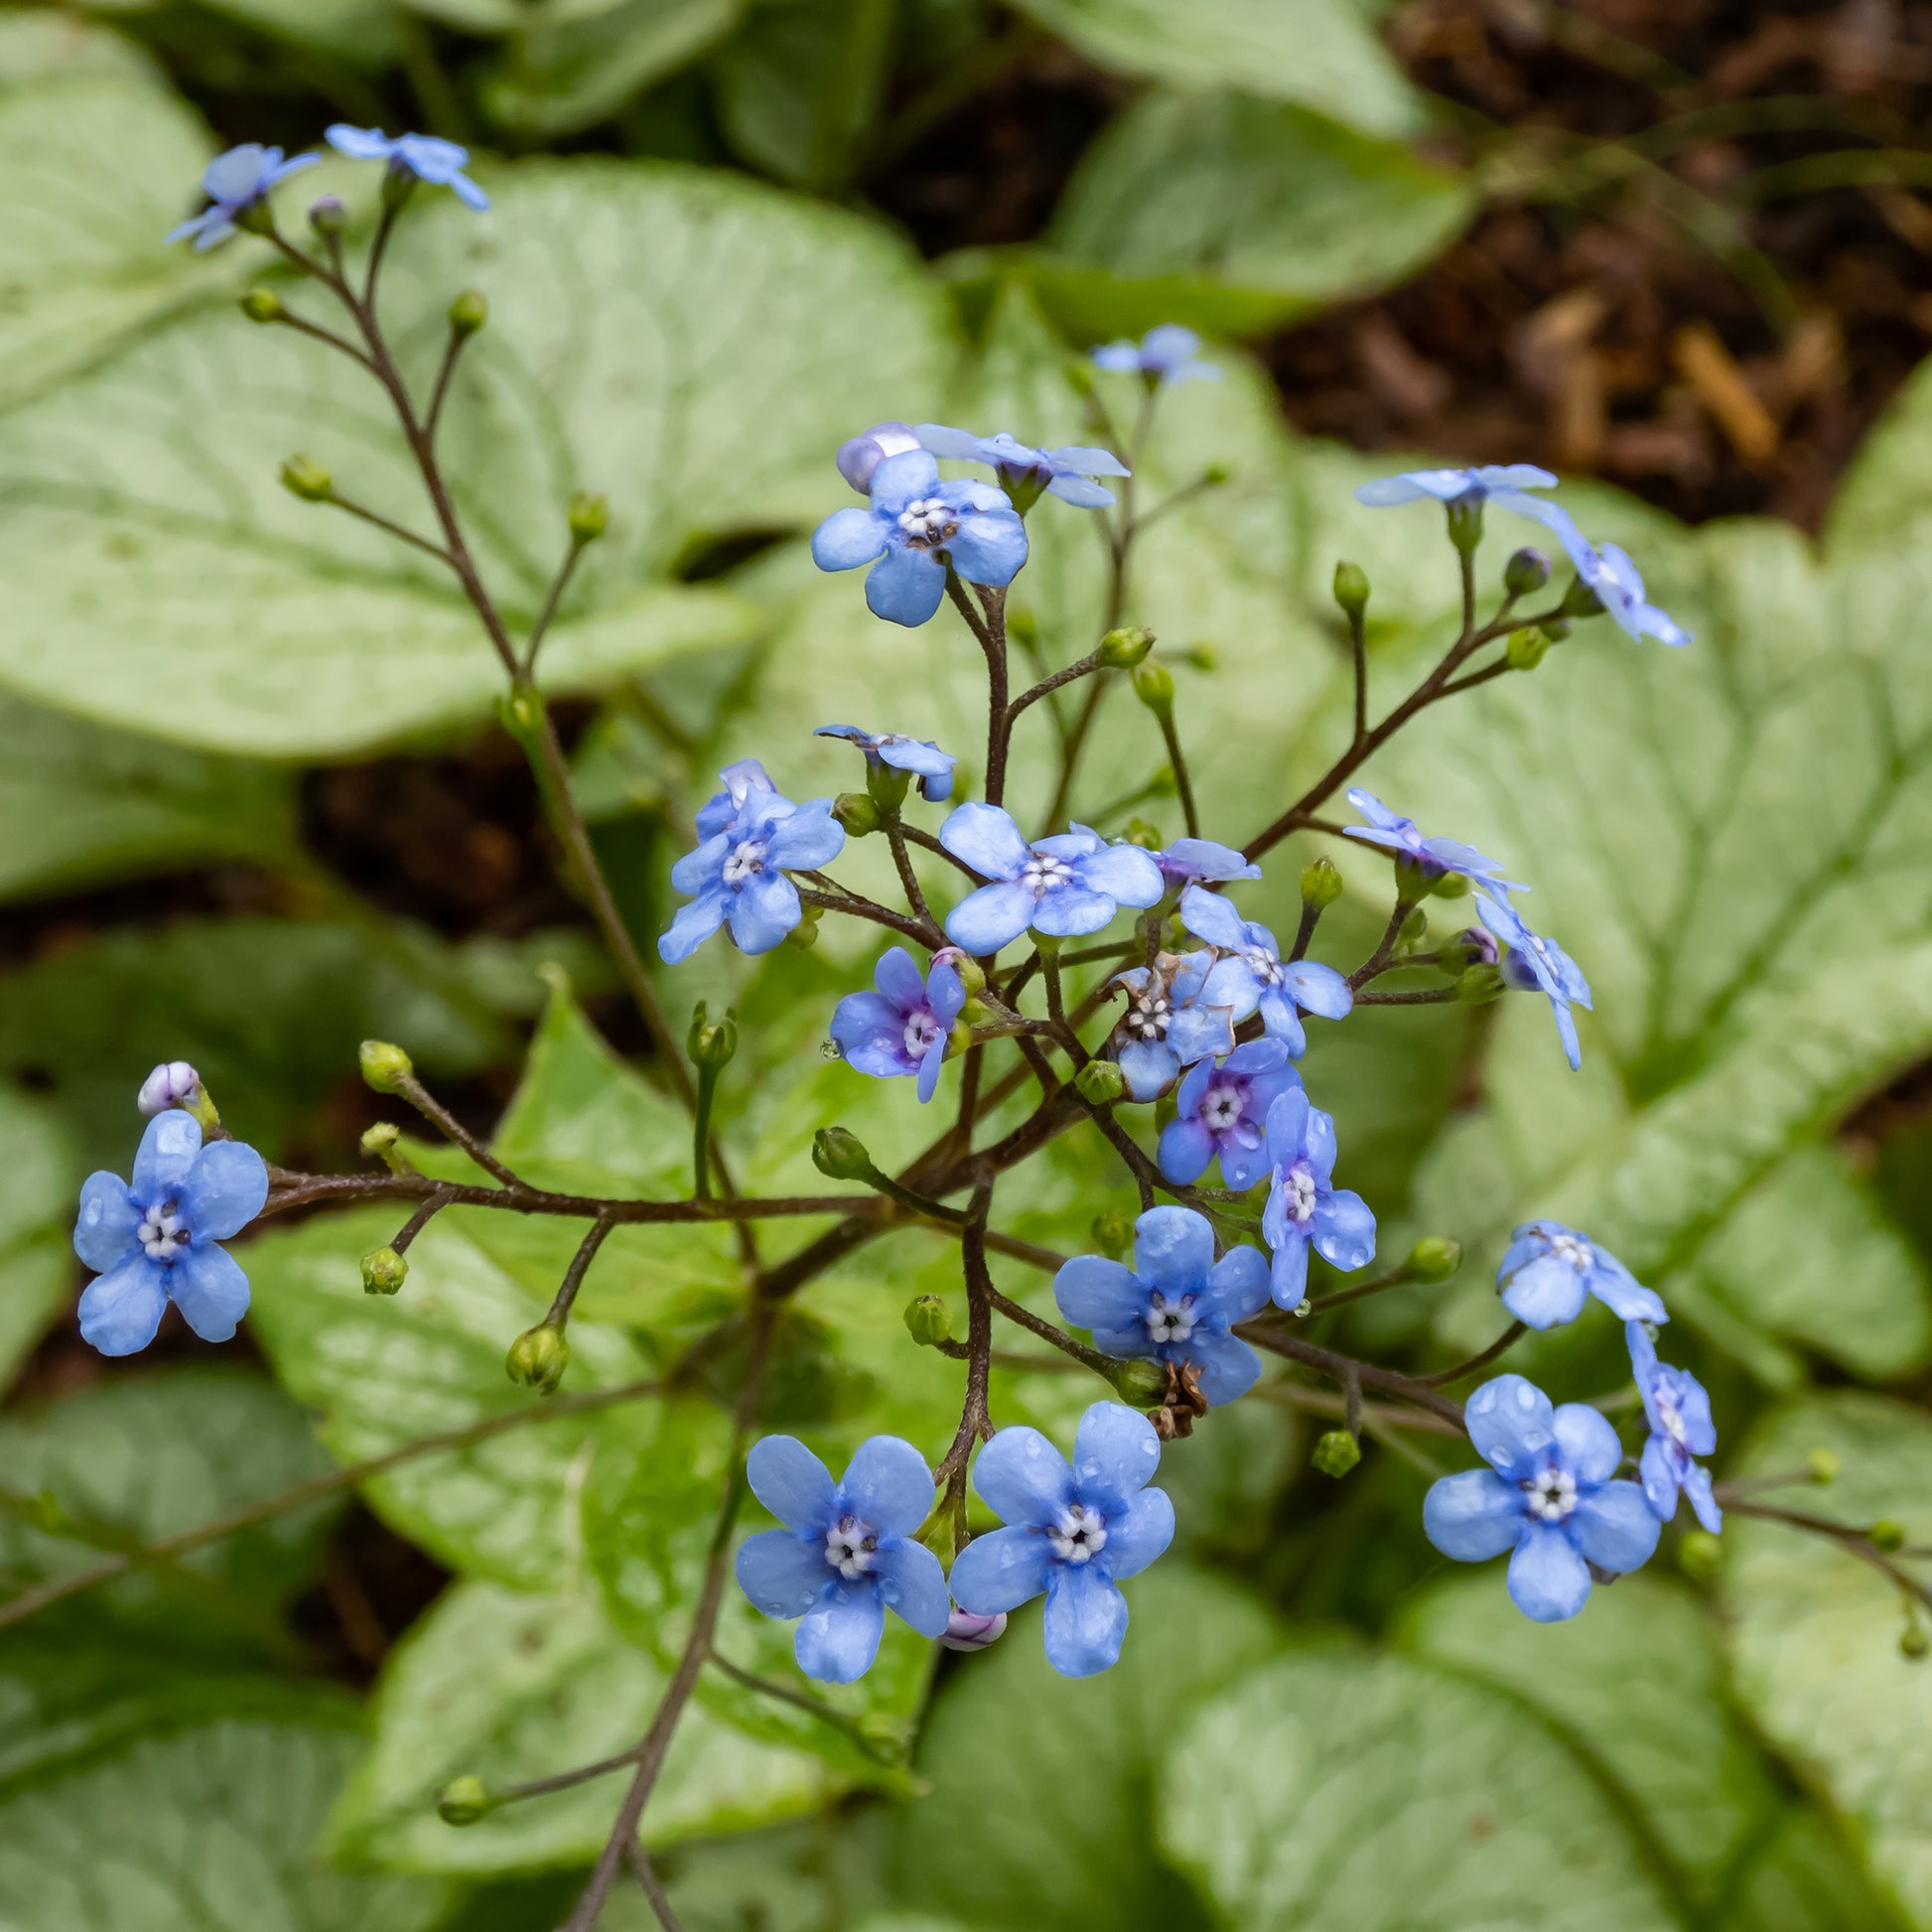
[1280,1163,1317,1225]
[1654,1385,1687,1446]
[722,838,766,886]
[823,1515,878,1581]
[1046,1501,1108,1565]
[896,497,958,548]
[902,1009,941,1056]
[1124,993,1170,1040]
[1240,943,1283,986]
[1548,1232,1592,1273]
[1524,1466,1578,1522]
[138,1205,185,1262]
[1146,1291,1195,1343]
[1201,1082,1244,1131]
[1022,854,1075,897]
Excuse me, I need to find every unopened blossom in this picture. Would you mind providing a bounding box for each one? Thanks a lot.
[836,422,923,493]
[1090,325,1219,386]
[735,1435,950,1682]
[1496,1220,1666,1330]
[830,947,965,1103]
[659,784,843,963]
[940,1607,1007,1650]
[165,144,318,249]
[137,1061,204,1118]
[1259,1087,1375,1308]
[938,805,1163,953]
[815,724,956,802]
[1109,951,1233,1101]
[948,1403,1174,1677]
[326,126,488,208]
[1424,1373,1661,1622]
[73,1112,268,1356]
[1343,789,1525,892]
[1475,892,1592,1071]
[1054,1207,1271,1407]
[1159,1037,1301,1190]
[915,425,1129,510]
[1178,885,1351,1055]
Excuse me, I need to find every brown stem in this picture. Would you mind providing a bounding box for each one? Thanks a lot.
[796,881,943,948]
[1236,1321,1467,1429]
[1416,1321,1527,1387]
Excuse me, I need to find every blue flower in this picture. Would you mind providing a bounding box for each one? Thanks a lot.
[836,421,923,494]
[1155,837,1261,887]
[1423,1373,1662,1622]
[1627,1321,1722,1533]
[1475,892,1592,1071]
[1354,464,1558,511]
[1159,1038,1302,1190]
[1109,951,1233,1102]
[325,126,488,209]
[830,947,965,1103]
[1344,789,1526,892]
[1259,1087,1375,1308]
[734,1435,950,1682]
[1090,325,1220,386]
[947,1403,1174,1677]
[73,1112,269,1356]
[1567,538,1693,649]
[694,759,777,840]
[915,425,1129,510]
[938,805,1164,953]
[1055,1207,1271,1407]
[1496,1220,1666,1330]
[811,450,1029,628]
[1178,885,1352,1055]
[659,784,844,964]
[165,144,319,250]
[815,724,956,803]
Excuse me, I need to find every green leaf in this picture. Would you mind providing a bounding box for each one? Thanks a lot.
[0,1085,78,1386]
[1006,0,1426,136]
[0,693,293,904]
[889,1566,1286,1930]
[1715,1808,1907,1932]
[0,158,952,755]
[245,1205,651,1590]
[193,0,397,61]
[0,1708,451,1931]
[407,0,640,28]
[1401,1572,1777,1908]
[331,1578,826,1873]
[0,13,236,414]
[1159,1643,1680,1932]
[1725,1392,1932,1929]
[1036,89,1474,338]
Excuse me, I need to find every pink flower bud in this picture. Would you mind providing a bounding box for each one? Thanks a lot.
[940,1607,1007,1651]
[836,421,921,494]
[137,1061,202,1117]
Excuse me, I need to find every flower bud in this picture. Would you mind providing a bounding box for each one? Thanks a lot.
[380,163,418,213]
[1807,1448,1839,1484]
[903,1295,952,1347]
[358,1039,414,1094]
[1429,870,1471,901]
[1131,661,1174,715]
[1870,1519,1906,1553]
[686,1003,738,1070]
[436,1776,497,1826]
[361,1121,408,1173]
[137,1060,203,1118]
[785,904,821,951]
[505,1322,569,1395]
[361,1246,408,1296]
[279,455,333,502]
[1395,906,1429,955]
[1455,964,1506,1005]
[239,287,285,325]
[836,421,921,494]
[1109,1356,1171,1406]
[812,1126,874,1182]
[1300,857,1343,908]
[1541,616,1572,640]
[1090,1208,1134,1259]
[940,1607,1007,1651]
[1075,1060,1125,1107]
[308,196,345,236]
[1561,573,1604,619]
[1445,491,1483,555]
[930,947,985,997]
[234,199,277,237]
[1332,560,1370,618]
[1097,625,1155,669]
[448,288,487,337]
[497,682,544,744]
[1903,1621,1930,1662]
[1503,547,1551,596]
[567,490,608,545]
[1677,1530,1723,1585]
[865,757,911,815]
[1122,818,1163,851]
[1406,1236,1462,1283]
[1505,626,1551,673]
[1312,1430,1361,1477]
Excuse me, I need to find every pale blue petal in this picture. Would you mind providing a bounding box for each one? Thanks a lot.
[1586,1261,1668,1325]
[874,1537,950,1637]
[1033,885,1116,937]
[74,1173,139,1272]
[971,1425,1073,1527]
[670,831,730,895]
[912,423,981,461]
[832,991,909,1075]
[1311,1190,1376,1272]
[948,1523,1050,1614]
[1269,1232,1308,1310]
[1684,1462,1724,1534]
[132,1110,203,1201]
[658,889,728,964]
[839,1437,934,1537]
[1263,1087,1310,1168]
[1199,1245,1271,1326]
[866,544,946,626]
[1044,474,1116,508]
[1219,1135,1273,1192]
[796,1580,885,1682]
[326,123,395,160]
[748,1436,837,1533]
[1044,444,1131,479]
[1119,1038,1177,1101]
[1284,961,1351,1020]
[1042,1564,1129,1677]
[1177,885,1248,950]
[916,1034,947,1103]
[1551,1403,1622,1485]
[1464,1374,1556,1477]
[1640,1436,1679,1522]
[1508,1524,1593,1622]
[764,798,845,871]
[169,1243,250,1342]
[736,1530,831,1617]
[180,1141,268,1242]
[1166,1004,1234,1065]
[944,881,1035,953]
[1256,991,1308,1055]
[927,961,966,1024]
[1157,1118,1214,1185]
[1500,1255,1588,1329]
[939,802,1031,880]
[726,872,803,953]
[1133,1207,1214,1293]
[1187,1331,1261,1407]
[946,510,1030,588]
[869,448,939,512]
[1054,1255,1146,1333]
[77,1256,168,1356]
[1072,1402,1160,1515]
[1571,1481,1663,1576]
[1423,1468,1523,1561]
[1098,1486,1173,1580]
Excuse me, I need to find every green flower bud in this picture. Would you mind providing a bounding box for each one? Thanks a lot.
[1123,817,1164,851]
[1312,1430,1361,1478]
[505,1322,569,1395]
[279,455,333,502]
[1561,573,1604,619]
[1109,1356,1171,1407]
[308,196,345,236]
[865,757,911,814]
[1871,1519,1906,1553]
[1808,1448,1839,1485]
[1090,1208,1135,1259]
[567,490,608,544]
[936,949,985,997]
[1075,1060,1126,1107]
[360,1121,407,1173]
[1332,560,1370,618]
[1395,906,1430,955]
[240,287,285,325]
[380,164,418,214]
[1455,964,1506,1005]
[1677,1530,1723,1585]
[686,1002,738,1070]
[785,904,821,951]
[1445,492,1483,556]
[833,791,881,837]
[448,289,487,337]
[812,1126,874,1182]
[361,1246,408,1296]
[1097,625,1155,669]
[1131,661,1174,715]
[903,1295,952,1347]
[496,682,544,744]
[358,1039,414,1094]
[1505,626,1551,672]
[1903,1622,1930,1662]
[1503,547,1551,596]
[1406,1236,1462,1283]
[233,200,277,237]
[1541,616,1573,640]
[436,1776,497,1826]
[1431,871,1471,903]
[1301,856,1342,908]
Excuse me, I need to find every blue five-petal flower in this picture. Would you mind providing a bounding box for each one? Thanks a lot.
[1626,1321,1722,1533]
[73,1112,269,1356]
[1354,464,1559,512]
[1259,1088,1376,1308]
[1496,1220,1666,1330]
[1110,951,1233,1102]
[165,144,319,250]
[1160,1037,1302,1190]
[1178,884,1352,1055]
[1475,891,1593,1071]
[830,946,965,1104]
[1054,1208,1271,1408]
[812,449,1028,627]
[938,805,1164,953]
[694,759,778,840]
[326,125,489,208]
[947,1402,1174,1677]
[1423,1373,1661,1622]
[1090,325,1219,386]
[915,425,1129,510]
[734,1435,950,1682]
[815,724,956,802]
[1343,789,1526,893]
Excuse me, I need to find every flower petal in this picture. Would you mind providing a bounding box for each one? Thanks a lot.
[839,1436,934,1537]
[1157,1117,1214,1186]
[1585,1258,1668,1325]
[1071,1402,1161,1514]
[1507,1524,1593,1622]
[169,1243,250,1342]
[132,1109,203,1201]
[181,1141,268,1243]
[765,798,845,872]
[1683,1462,1724,1534]
[943,881,1035,954]
[874,1537,951,1637]
[1269,1233,1308,1309]
[795,1579,885,1682]
[1132,1206,1214,1293]
[916,1033,948,1104]
[1119,1038,1177,1102]
[1283,961,1352,1021]
[1042,1564,1129,1677]
[658,889,729,965]
[1166,1003,1235,1066]
[872,946,924,1013]
[747,1436,837,1533]
[1186,1331,1261,1407]
[938,802,1031,881]
[77,1256,168,1357]
[1073,842,1164,907]
[736,1529,830,1617]
[74,1173,140,1273]
[1044,474,1116,509]
[1639,1434,1680,1522]
[1099,1485,1173,1580]
[1552,1403,1622,1486]
[1053,1255,1146,1333]
[1263,1087,1310,1169]
[726,872,804,954]
[1178,885,1250,950]
[947,1522,1050,1613]
[865,544,946,626]
[868,448,939,512]
[1032,885,1116,937]
[970,1425,1073,1528]
[1423,1468,1524,1561]
[1571,1480,1663,1576]
[1464,1374,1556,1478]
[1499,1255,1588,1329]
[1311,1189,1376,1272]
[1199,1244,1271,1326]
[946,510,1030,589]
